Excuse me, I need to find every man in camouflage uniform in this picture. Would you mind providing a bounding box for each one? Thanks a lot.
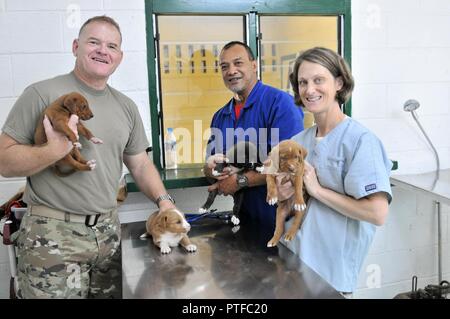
[0,16,177,298]
[13,211,121,298]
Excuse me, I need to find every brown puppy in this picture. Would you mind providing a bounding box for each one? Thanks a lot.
[140,209,197,254]
[34,92,103,176]
[264,140,308,247]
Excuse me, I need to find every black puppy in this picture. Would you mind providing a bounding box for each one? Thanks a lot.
[200,142,263,226]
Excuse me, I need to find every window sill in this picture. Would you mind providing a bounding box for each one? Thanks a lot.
[125,161,397,192]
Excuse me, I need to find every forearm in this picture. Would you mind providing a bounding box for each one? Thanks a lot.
[246,170,266,187]
[130,160,167,201]
[313,187,388,226]
[0,142,62,177]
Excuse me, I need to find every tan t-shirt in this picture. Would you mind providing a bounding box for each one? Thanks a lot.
[2,72,149,215]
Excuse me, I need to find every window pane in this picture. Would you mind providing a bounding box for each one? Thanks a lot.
[158,16,244,166]
[260,16,339,128]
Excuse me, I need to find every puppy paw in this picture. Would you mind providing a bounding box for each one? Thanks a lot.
[87,159,97,170]
[284,231,296,242]
[160,245,171,254]
[294,203,307,211]
[231,215,240,225]
[255,166,265,173]
[212,169,220,177]
[139,232,149,239]
[267,197,278,205]
[185,244,197,252]
[73,142,82,149]
[230,225,240,233]
[267,238,279,248]
[90,137,103,144]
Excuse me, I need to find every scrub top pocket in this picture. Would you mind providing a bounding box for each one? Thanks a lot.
[316,157,346,193]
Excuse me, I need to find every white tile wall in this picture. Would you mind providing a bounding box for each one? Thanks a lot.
[0,57,13,97]
[11,53,74,96]
[0,178,25,204]
[113,11,147,52]
[5,0,103,11]
[0,0,449,299]
[103,0,145,11]
[419,0,450,13]
[387,83,450,119]
[351,84,388,119]
[0,97,16,127]
[110,52,148,91]
[6,12,63,53]
[0,98,16,129]
[125,91,151,136]
[351,9,387,49]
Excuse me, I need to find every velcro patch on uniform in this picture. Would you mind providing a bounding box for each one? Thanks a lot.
[365,183,377,192]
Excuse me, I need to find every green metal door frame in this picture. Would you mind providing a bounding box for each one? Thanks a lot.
[139,0,351,190]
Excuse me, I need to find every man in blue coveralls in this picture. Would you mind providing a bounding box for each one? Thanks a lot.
[204,41,304,228]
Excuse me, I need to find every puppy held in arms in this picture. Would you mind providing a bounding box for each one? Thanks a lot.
[140,209,197,254]
[263,140,309,247]
[200,141,262,226]
[34,92,103,176]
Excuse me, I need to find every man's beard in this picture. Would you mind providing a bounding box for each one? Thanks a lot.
[228,84,244,95]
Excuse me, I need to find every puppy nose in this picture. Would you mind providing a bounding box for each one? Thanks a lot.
[185,223,191,231]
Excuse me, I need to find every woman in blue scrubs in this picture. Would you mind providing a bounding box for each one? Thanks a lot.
[287,47,392,295]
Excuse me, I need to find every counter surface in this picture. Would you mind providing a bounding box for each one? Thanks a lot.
[390,168,450,205]
[121,218,342,299]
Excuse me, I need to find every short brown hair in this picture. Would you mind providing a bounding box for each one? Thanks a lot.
[78,15,122,43]
[289,47,354,105]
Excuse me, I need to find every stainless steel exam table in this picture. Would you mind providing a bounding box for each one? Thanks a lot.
[121,216,342,299]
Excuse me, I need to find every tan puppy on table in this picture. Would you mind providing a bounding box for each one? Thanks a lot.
[263,140,309,247]
[140,209,197,254]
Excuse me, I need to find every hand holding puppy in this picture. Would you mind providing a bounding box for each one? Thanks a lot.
[302,161,321,199]
[43,114,79,159]
[206,153,232,180]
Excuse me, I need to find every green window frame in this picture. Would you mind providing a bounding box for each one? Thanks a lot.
[126,0,352,191]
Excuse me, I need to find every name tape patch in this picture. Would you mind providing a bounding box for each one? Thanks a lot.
[365,183,377,192]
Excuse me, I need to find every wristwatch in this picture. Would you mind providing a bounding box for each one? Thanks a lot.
[236,173,249,189]
[156,193,175,207]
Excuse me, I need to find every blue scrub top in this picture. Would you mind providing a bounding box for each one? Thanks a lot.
[286,117,392,292]
[206,81,304,225]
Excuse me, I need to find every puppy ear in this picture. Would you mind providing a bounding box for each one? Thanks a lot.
[63,93,78,113]
[270,145,280,169]
[155,211,167,229]
[299,146,308,159]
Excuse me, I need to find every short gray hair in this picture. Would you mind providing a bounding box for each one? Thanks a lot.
[78,15,122,43]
